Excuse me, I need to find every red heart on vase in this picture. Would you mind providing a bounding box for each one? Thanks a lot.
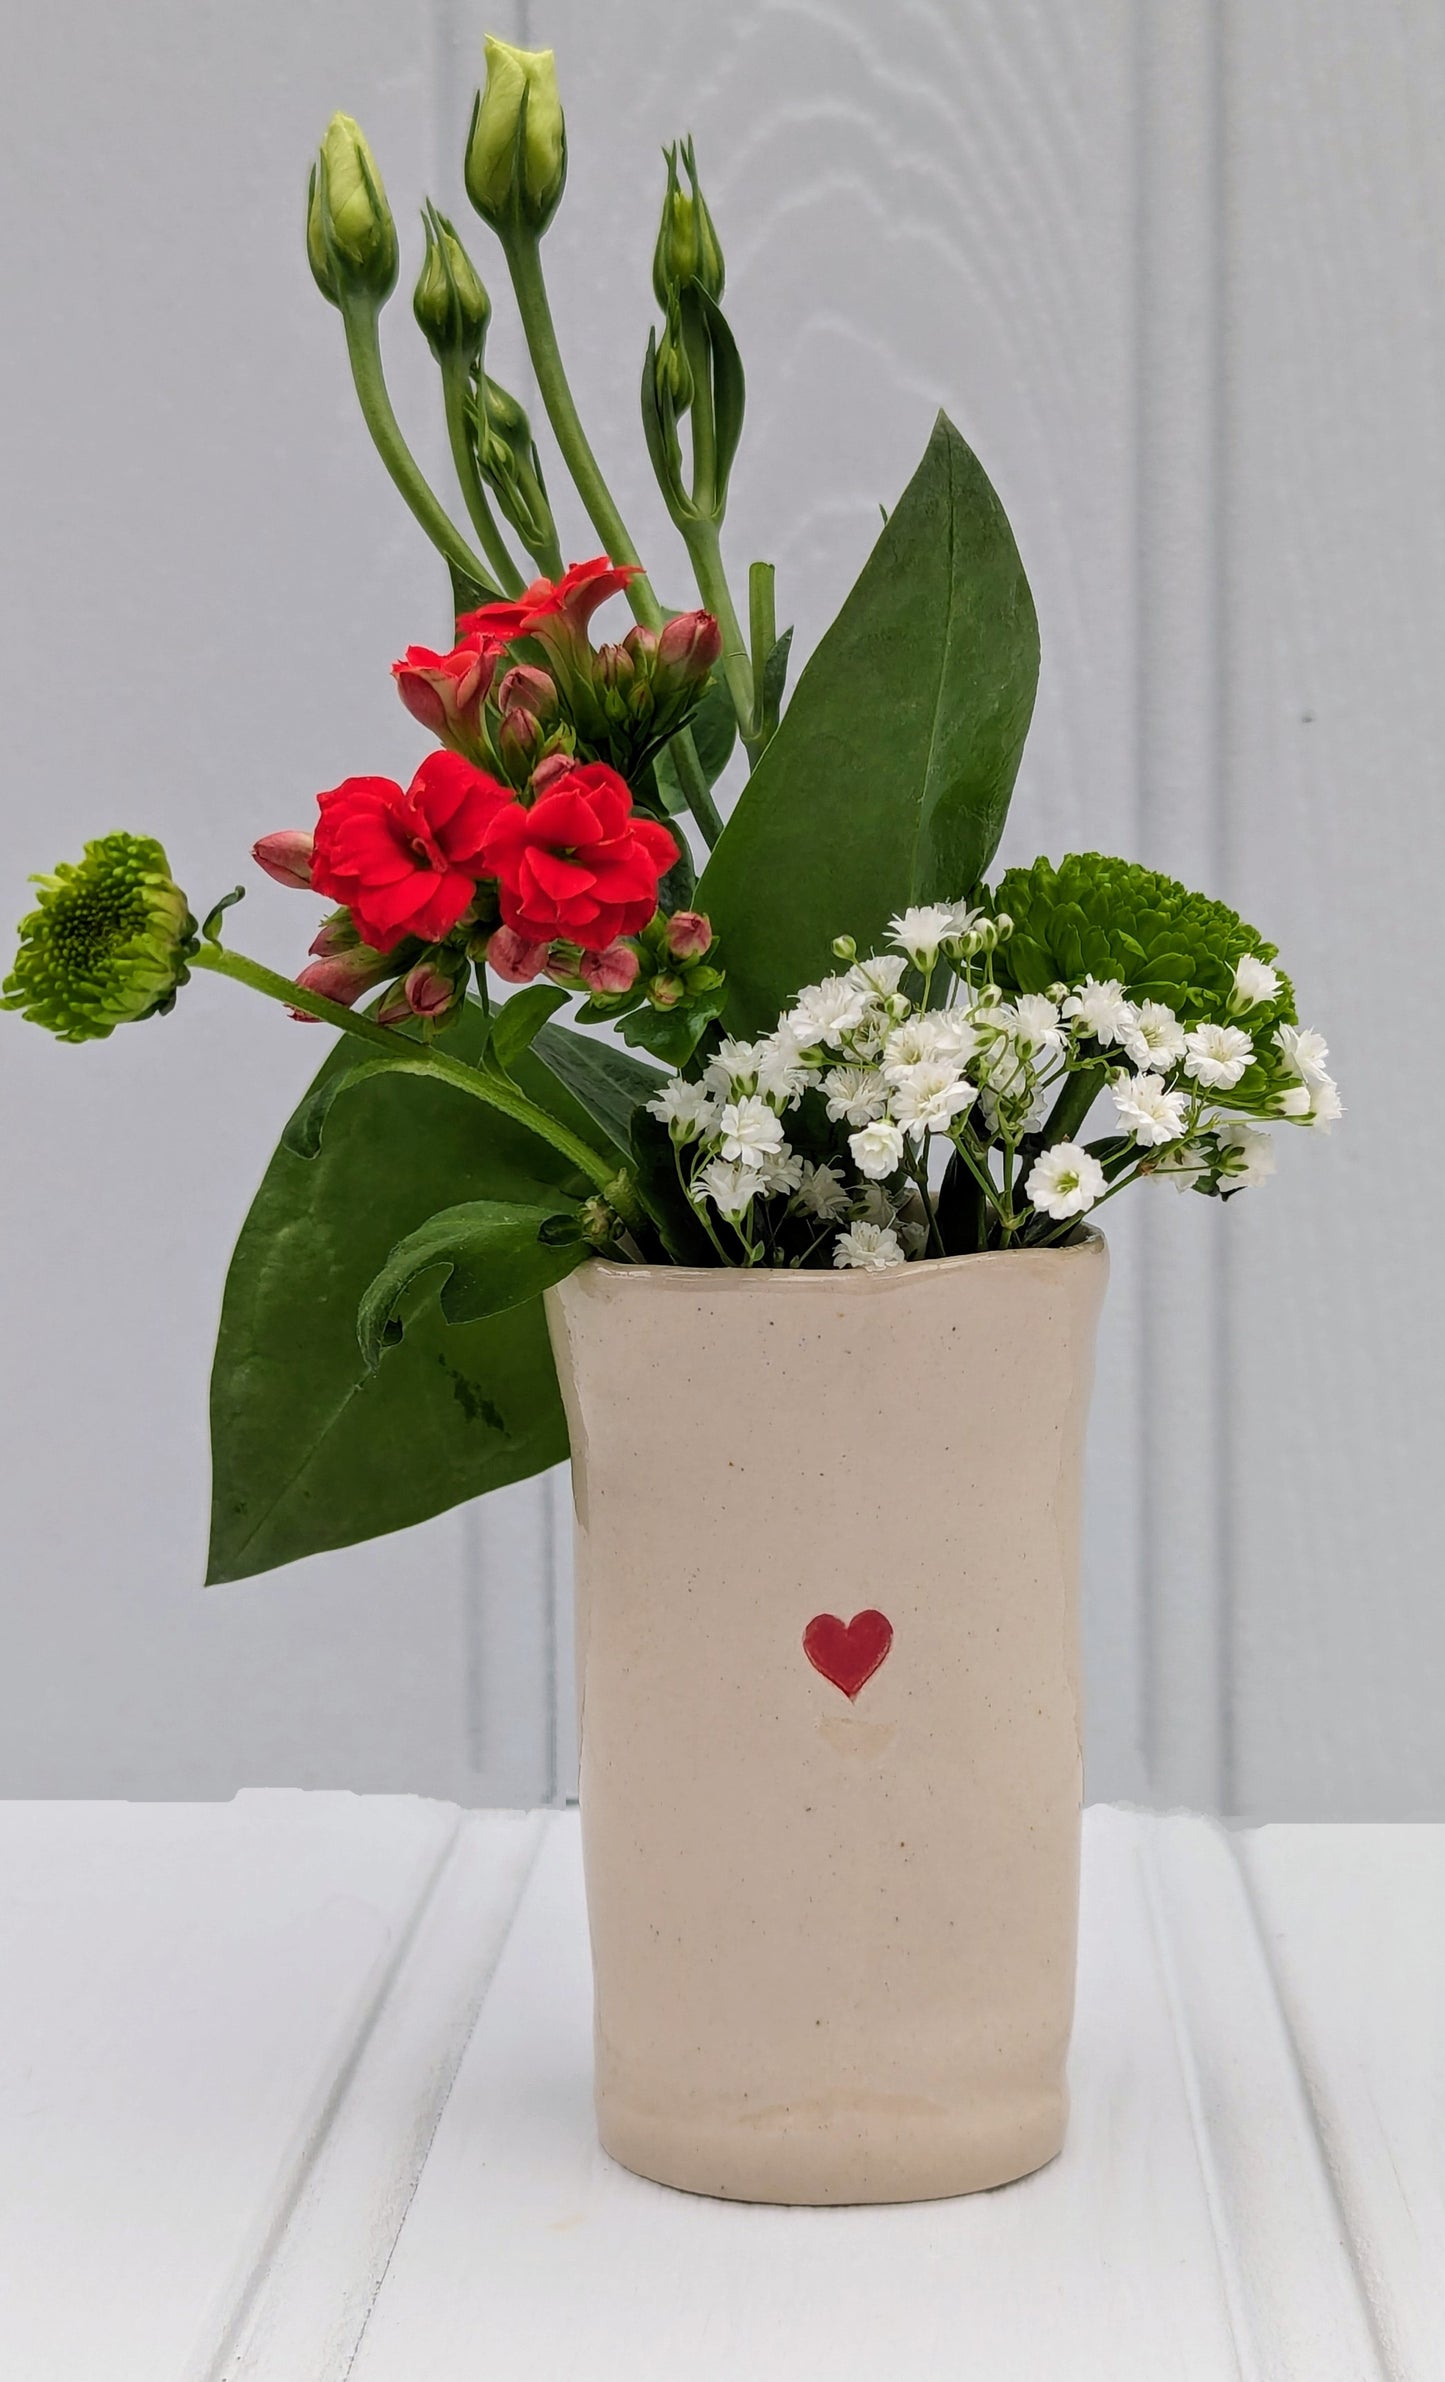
[803,1609,894,1700]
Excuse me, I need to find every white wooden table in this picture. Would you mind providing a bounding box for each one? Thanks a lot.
[1,1798,1438,2380]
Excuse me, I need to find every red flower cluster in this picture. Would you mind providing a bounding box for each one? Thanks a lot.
[309,752,510,949]
[457,556,642,650]
[293,751,677,961]
[483,758,677,951]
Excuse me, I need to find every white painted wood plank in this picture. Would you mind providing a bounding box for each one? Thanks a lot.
[348,1808,1325,2381]
[1221,4,1445,1813]
[1240,1824,1445,2379]
[0,1793,460,2381]
[223,1809,546,2382]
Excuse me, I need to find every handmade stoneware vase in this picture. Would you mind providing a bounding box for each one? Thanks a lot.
[544,1229,1107,2206]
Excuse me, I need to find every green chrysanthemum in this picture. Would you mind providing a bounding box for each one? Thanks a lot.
[2,834,196,1043]
[990,852,1296,1030]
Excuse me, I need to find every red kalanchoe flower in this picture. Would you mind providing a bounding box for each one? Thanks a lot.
[459,556,642,650]
[479,760,678,952]
[392,632,502,751]
[311,751,511,950]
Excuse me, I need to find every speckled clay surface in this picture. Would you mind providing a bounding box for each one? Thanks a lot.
[544,1230,1108,2206]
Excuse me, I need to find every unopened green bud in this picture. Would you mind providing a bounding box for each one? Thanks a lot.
[464,37,567,237]
[412,205,491,359]
[652,137,725,307]
[474,375,558,560]
[3,834,197,1043]
[831,934,857,963]
[307,114,398,308]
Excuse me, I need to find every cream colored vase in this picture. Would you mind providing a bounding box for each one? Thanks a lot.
[544,1229,1107,2206]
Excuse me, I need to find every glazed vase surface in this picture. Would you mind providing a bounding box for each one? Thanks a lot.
[544,1230,1107,2205]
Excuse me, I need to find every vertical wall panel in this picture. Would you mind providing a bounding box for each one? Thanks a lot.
[1222,0,1445,1815]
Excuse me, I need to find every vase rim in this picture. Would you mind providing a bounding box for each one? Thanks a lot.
[573,1223,1106,1292]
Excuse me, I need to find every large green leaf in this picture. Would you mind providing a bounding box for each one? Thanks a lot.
[531,1019,665,1153]
[207,1006,590,1584]
[358,1198,586,1370]
[697,411,1039,1032]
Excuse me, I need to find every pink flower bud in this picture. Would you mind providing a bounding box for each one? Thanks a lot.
[655,608,722,685]
[487,925,552,982]
[253,829,315,889]
[308,908,361,958]
[529,751,574,798]
[495,663,558,722]
[578,939,640,995]
[664,909,713,960]
[497,703,546,782]
[287,943,394,1020]
[401,954,464,1020]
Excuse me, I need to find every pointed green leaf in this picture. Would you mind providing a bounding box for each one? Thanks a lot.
[485,983,568,1076]
[697,412,1038,1031]
[207,1003,587,1585]
[358,1199,587,1371]
[281,1053,434,1160]
[531,1019,664,1153]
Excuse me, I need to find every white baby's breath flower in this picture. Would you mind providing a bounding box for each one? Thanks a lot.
[1012,992,1064,1063]
[1274,1023,1331,1088]
[1184,1021,1254,1089]
[754,1026,815,1107]
[898,1217,930,1257]
[703,1035,764,1096]
[1153,1140,1211,1194]
[1062,977,1136,1046]
[1217,1120,1277,1188]
[887,1061,976,1137]
[789,974,869,1047]
[849,1118,907,1180]
[1232,953,1281,1010]
[1111,1071,1189,1147]
[832,1221,906,1271]
[853,1181,897,1227]
[1120,1000,1187,1072]
[645,1078,716,1144]
[888,905,958,967]
[882,1012,978,1079]
[794,1159,851,1221]
[848,952,909,1000]
[1307,1076,1343,1131]
[823,1065,887,1127]
[717,1095,786,1168]
[756,1148,805,1196]
[1277,1083,1313,1118]
[1025,1141,1106,1221]
[691,1158,759,1223]
[946,900,984,940]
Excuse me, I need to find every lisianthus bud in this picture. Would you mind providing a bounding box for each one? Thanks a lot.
[578,940,641,995]
[3,834,196,1042]
[412,205,491,360]
[664,910,713,961]
[464,37,567,238]
[654,609,722,691]
[307,114,398,309]
[486,924,552,982]
[652,138,725,307]
[253,830,315,890]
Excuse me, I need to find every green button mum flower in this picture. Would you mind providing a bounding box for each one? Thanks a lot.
[3,833,196,1042]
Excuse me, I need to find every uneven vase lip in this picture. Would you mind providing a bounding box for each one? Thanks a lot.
[560,1224,1107,1292]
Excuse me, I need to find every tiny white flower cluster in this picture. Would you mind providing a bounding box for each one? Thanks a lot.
[644,912,1336,1266]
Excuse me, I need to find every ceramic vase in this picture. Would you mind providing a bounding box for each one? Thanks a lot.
[544,1228,1107,2205]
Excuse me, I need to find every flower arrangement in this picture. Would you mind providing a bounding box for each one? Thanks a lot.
[2,38,1338,1583]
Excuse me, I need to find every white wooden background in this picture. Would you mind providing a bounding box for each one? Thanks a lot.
[0,0,1437,1817]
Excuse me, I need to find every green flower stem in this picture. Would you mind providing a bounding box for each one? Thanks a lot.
[191,943,638,1217]
[682,513,756,754]
[501,232,661,627]
[496,236,725,850]
[339,295,499,592]
[439,354,526,594]
[666,730,725,849]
